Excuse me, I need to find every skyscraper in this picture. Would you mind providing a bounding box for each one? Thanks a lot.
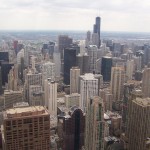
[53,52,61,78]
[142,67,150,98]
[110,67,125,102]
[101,56,112,82]
[127,98,150,150]
[25,72,42,101]
[85,96,104,150]
[58,35,73,59]
[64,48,76,85]
[58,106,85,150]
[2,106,50,150]
[126,60,134,80]
[42,61,55,81]
[44,79,57,116]
[80,73,98,112]
[87,45,99,73]
[70,67,80,94]
[93,17,101,47]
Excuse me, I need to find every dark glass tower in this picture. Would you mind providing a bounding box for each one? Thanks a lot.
[101,56,112,82]
[0,62,13,85]
[58,107,85,150]
[93,16,101,47]
[64,48,76,85]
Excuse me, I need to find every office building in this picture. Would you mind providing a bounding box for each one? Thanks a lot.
[86,31,91,47]
[0,52,9,62]
[93,16,101,47]
[65,93,80,108]
[101,56,112,82]
[4,90,23,109]
[8,65,18,91]
[105,111,122,136]
[44,79,57,116]
[0,62,14,86]
[58,35,73,59]
[42,61,55,81]
[144,44,150,65]
[87,45,99,73]
[110,67,125,102]
[127,98,150,150]
[70,67,80,94]
[122,83,134,131]
[17,49,24,64]
[99,88,113,111]
[58,106,85,150]
[94,74,103,90]
[80,73,98,112]
[76,53,90,74]
[85,96,104,150]
[0,67,2,94]
[25,72,42,101]
[2,106,50,150]
[53,52,61,78]
[126,60,134,80]
[92,33,99,48]
[29,85,43,106]
[64,48,76,85]
[142,67,150,98]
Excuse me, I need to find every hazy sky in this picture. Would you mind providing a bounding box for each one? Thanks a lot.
[0,0,150,32]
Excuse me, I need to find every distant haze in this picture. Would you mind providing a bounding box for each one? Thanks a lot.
[0,0,150,32]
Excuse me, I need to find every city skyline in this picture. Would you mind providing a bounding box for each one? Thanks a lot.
[0,0,150,32]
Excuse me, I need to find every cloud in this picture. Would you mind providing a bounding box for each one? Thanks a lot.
[0,0,150,32]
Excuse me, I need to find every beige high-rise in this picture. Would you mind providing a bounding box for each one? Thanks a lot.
[85,96,104,150]
[142,68,150,98]
[2,106,50,150]
[127,98,150,150]
[110,67,125,101]
[70,67,80,94]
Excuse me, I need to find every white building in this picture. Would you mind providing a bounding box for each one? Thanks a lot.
[87,45,99,73]
[70,67,80,94]
[80,73,98,112]
[44,79,57,116]
[65,93,80,108]
[42,61,55,81]
[29,85,43,106]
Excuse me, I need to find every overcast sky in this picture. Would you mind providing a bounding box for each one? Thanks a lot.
[0,0,150,32]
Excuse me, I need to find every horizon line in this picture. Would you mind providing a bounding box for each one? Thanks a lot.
[0,29,150,34]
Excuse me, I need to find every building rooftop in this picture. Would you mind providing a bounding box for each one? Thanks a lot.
[4,90,22,95]
[134,97,150,107]
[13,102,29,108]
[80,73,98,80]
[4,106,49,119]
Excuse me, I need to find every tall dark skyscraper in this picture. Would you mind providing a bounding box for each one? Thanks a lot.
[64,48,76,85]
[0,62,14,85]
[101,56,112,82]
[58,107,85,150]
[58,35,73,59]
[93,16,101,47]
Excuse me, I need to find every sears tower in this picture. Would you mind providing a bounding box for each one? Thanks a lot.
[93,17,101,48]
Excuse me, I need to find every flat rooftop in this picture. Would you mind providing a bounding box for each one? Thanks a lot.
[134,97,150,107]
[80,73,98,80]
[4,106,49,119]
